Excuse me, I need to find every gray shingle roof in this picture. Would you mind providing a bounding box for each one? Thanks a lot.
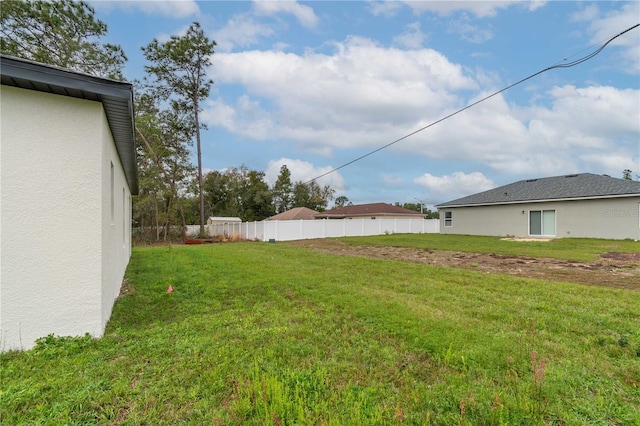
[1,55,139,194]
[436,173,640,208]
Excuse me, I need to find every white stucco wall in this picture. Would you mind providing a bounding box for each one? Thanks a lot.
[0,85,131,351]
[100,113,132,332]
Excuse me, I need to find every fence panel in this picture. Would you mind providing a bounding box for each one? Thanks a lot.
[207,218,440,242]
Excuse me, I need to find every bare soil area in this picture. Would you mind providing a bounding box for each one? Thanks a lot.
[286,239,640,291]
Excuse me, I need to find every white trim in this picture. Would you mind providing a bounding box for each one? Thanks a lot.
[438,193,640,209]
[444,211,453,227]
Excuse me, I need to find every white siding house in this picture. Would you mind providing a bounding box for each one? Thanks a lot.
[0,55,138,351]
[436,173,640,240]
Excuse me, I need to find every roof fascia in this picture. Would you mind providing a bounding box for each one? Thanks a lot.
[436,193,640,209]
[1,55,139,195]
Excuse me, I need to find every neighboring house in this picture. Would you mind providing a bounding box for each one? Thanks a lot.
[315,203,424,220]
[1,55,138,351]
[266,207,319,221]
[436,173,640,240]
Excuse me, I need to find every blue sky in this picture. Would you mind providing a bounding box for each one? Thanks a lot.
[91,1,640,208]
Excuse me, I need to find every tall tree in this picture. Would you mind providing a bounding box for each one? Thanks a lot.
[333,195,351,208]
[292,180,335,212]
[142,22,216,236]
[272,165,293,213]
[243,169,275,221]
[202,166,274,221]
[623,169,633,180]
[0,0,126,79]
[395,202,439,219]
[134,90,196,241]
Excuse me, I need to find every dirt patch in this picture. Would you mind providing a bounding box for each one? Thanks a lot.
[118,278,135,298]
[286,239,640,291]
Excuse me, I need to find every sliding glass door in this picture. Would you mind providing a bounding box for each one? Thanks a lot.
[530,210,556,236]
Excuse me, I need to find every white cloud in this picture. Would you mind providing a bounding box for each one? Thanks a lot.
[211,14,275,52]
[203,33,638,182]
[253,0,319,28]
[205,36,476,154]
[92,0,199,18]
[571,4,599,22]
[447,17,495,44]
[393,22,427,49]
[400,1,532,18]
[572,2,640,73]
[264,158,345,193]
[402,85,640,176]
[535,85,639,142]
[368,1,404,17]
[526,1,547,12]
[201,99,236,130]
[382,174,404,185]
[580,153,640,174]
[415,172,495,201]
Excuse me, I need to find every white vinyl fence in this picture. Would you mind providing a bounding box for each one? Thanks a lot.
[185,225,200,236]
[208,218,440,242]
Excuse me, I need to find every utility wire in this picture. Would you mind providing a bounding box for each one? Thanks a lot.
[304,23,639,185]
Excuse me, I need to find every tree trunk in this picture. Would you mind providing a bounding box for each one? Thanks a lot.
[194,96,205,236]
[136,127,188,241]
[178,202,187,240]
[154,195,160,241]
[163,194,173,241]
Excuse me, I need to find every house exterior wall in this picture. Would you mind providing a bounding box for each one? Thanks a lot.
[439,197,640,240]
[100,108,132,333]
[0,86,131,351]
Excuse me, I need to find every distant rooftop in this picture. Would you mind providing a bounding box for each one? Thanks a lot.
[437,173,640,208]
[266,207,319,221]
[316,202,423,218]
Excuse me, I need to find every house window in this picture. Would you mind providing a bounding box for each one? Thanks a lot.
[530,210,555,236]
[122,187,126,244]
[110,162,114,225]
[444,211,453,227]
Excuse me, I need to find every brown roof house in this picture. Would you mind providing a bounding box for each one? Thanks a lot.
[266,207,319,221]
[315,203,423,220]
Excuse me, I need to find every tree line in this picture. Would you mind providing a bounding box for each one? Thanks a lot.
[2,1,454,242]
[1,0,340,240]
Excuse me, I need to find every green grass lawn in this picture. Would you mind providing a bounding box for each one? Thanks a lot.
[1,236,639,425]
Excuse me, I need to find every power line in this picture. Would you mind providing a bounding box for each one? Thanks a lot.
[304,23,639,185]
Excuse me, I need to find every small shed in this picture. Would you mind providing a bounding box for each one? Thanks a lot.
[207,216,242,238]
[207,216,242,225]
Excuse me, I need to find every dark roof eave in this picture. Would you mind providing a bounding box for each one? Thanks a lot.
[0,55,139,194]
